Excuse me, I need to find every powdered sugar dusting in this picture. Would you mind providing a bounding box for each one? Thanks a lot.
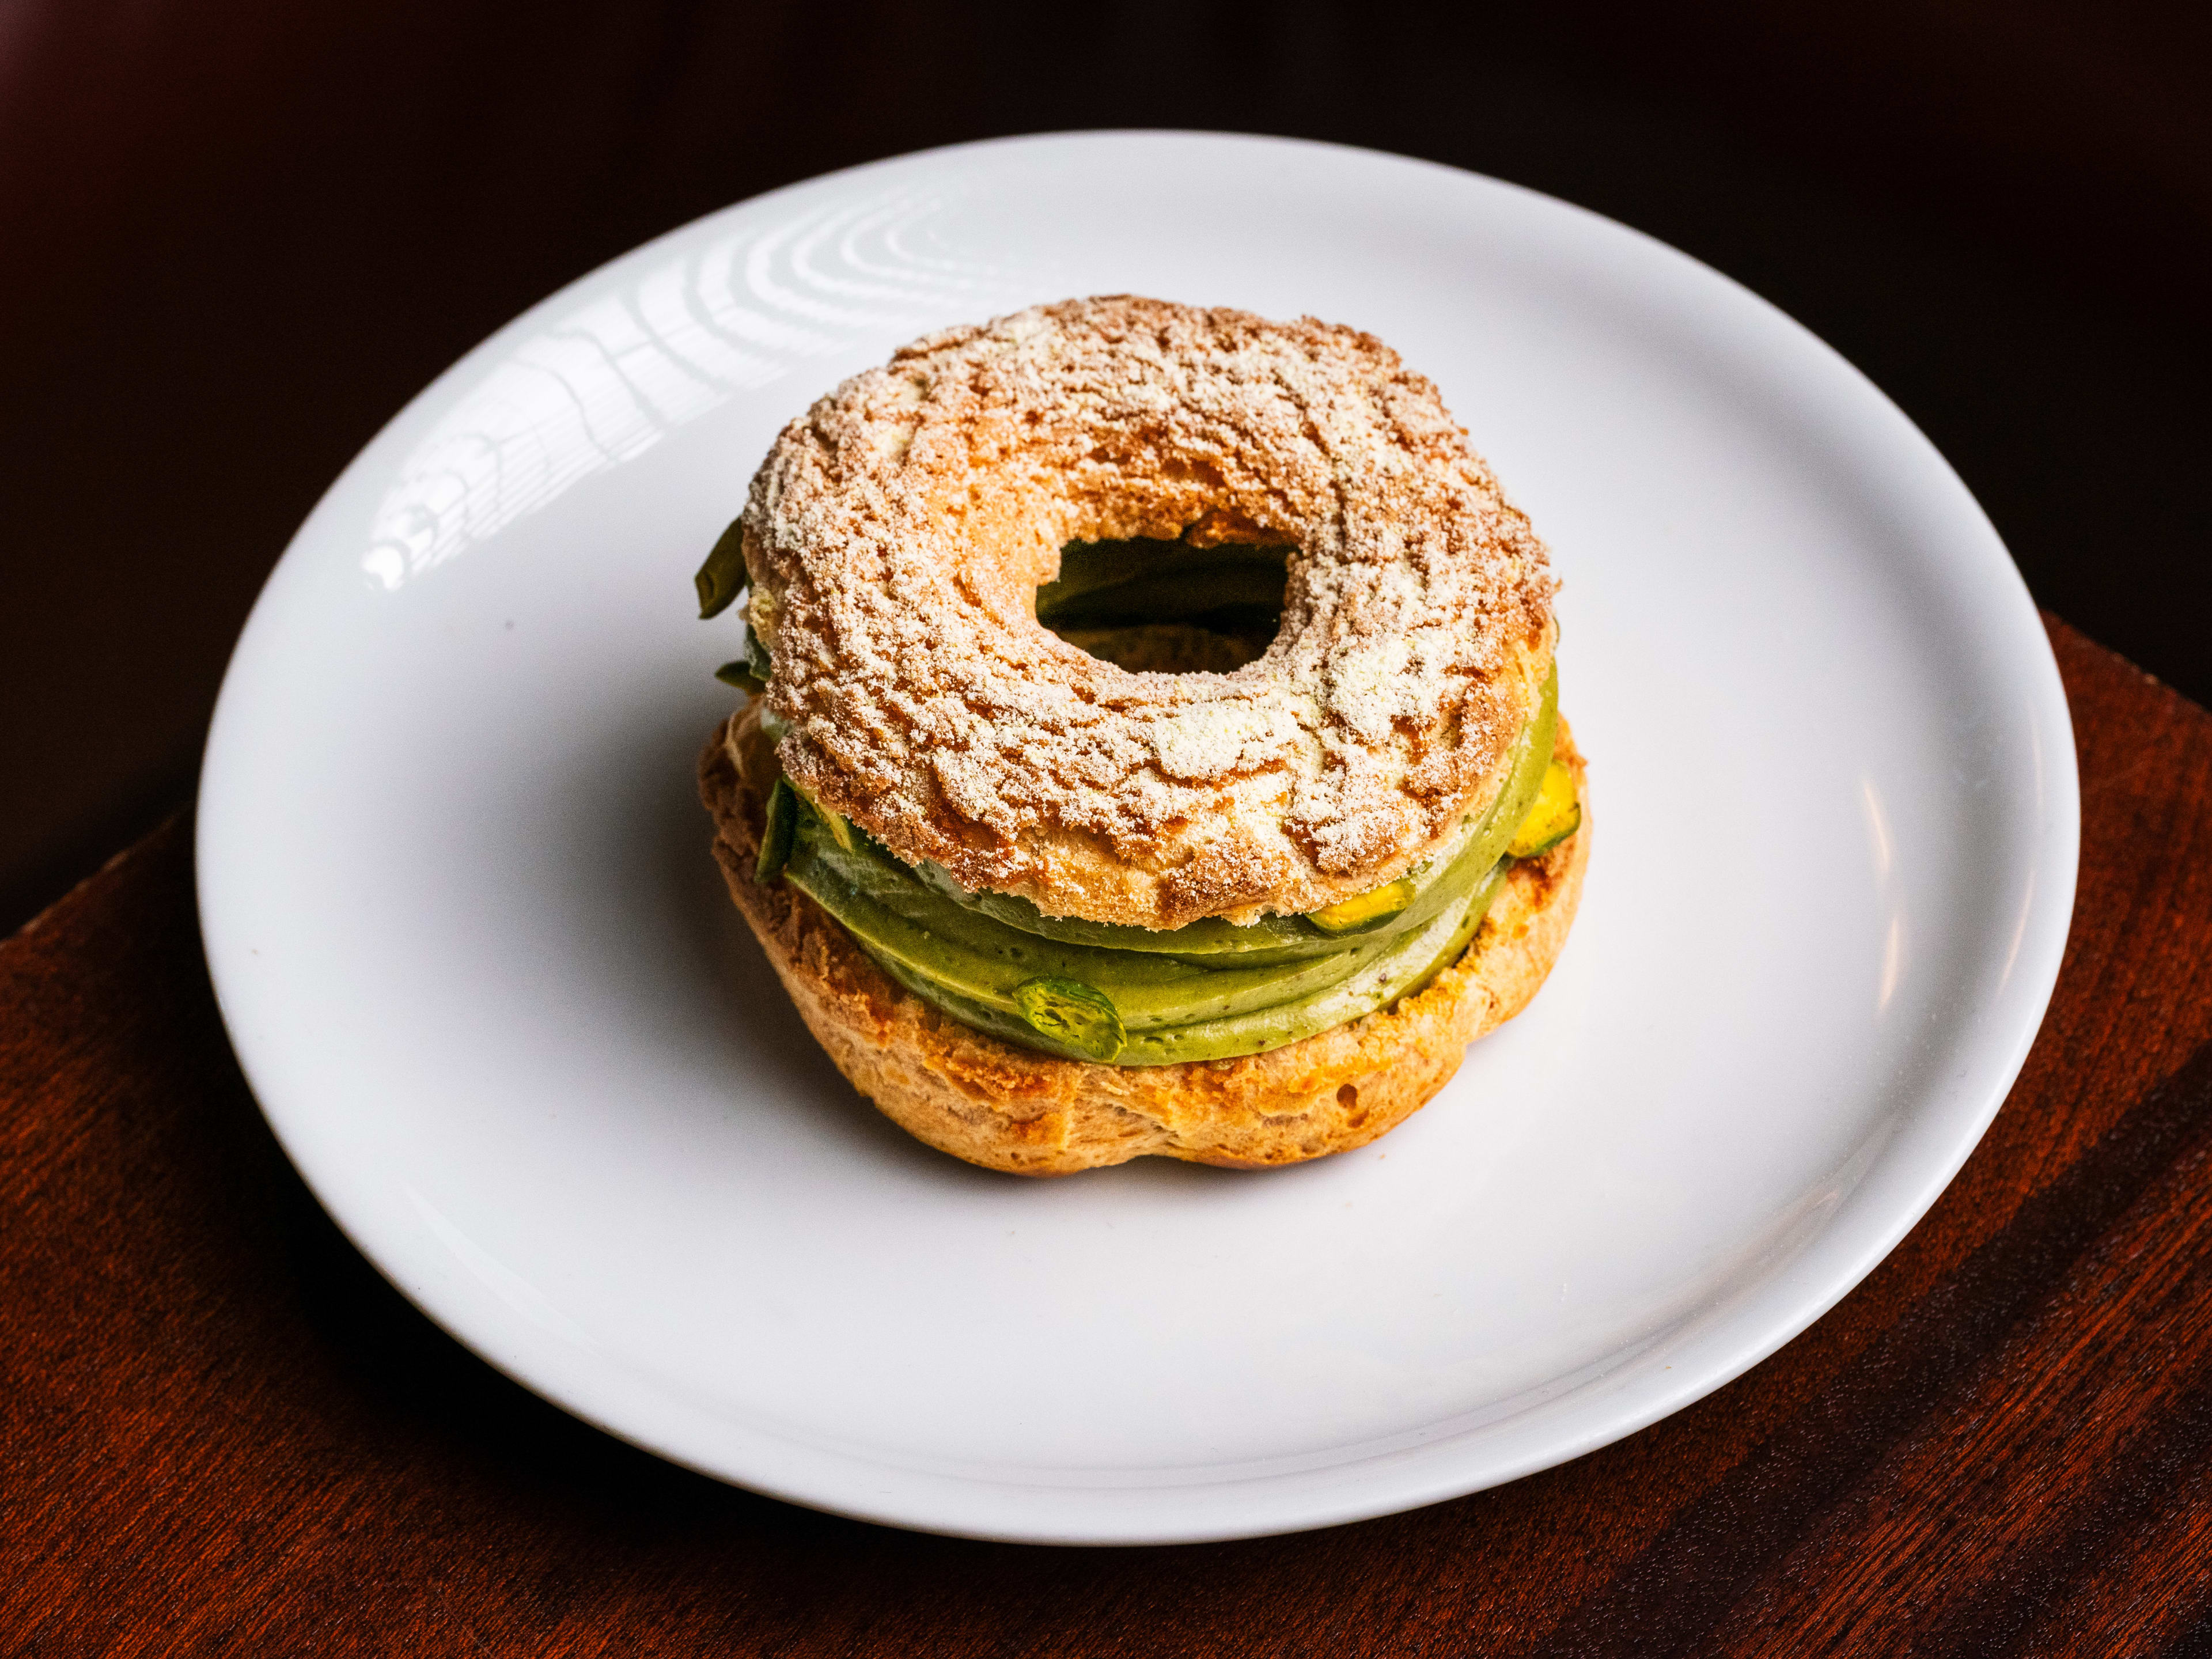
[738,296,1555,930]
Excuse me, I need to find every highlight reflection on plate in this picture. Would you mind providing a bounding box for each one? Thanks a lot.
[198,132,2076,1543]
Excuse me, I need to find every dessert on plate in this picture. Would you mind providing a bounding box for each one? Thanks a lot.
[695,296,1586,1173]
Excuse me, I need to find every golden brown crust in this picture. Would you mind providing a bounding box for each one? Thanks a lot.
[740,296,1556,931]
[699,706,1590,1175]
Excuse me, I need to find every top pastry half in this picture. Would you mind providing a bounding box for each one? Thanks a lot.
[702,295,1557,933]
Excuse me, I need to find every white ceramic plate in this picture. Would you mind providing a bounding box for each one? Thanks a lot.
[198,132,2077,1544]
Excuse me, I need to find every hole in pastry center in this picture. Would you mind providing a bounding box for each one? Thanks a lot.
[1033,537,1289,673]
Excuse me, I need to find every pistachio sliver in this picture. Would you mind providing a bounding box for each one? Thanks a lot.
[1507,759,1581,858]
[789,779,855,853]
[715,623,776,696]
[715,661,767,696]
[694,519,748,619]
[755,779,797,884]
[1013,977,1126,1062]
[1307,877,1417,935]
[742,623,774,683]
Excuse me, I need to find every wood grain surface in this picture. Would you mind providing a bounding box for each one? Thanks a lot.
[5,616,2211,1657]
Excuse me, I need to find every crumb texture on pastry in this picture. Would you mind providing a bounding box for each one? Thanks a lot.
[741,295,1557,930]
[700,707,1589,1175]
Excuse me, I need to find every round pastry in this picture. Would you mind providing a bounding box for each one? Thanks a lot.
[694,296,1588,1174]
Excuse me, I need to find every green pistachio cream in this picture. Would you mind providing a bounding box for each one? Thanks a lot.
[703,537,1559,1066]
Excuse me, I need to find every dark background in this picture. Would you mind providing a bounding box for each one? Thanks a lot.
[3,0,2206,934]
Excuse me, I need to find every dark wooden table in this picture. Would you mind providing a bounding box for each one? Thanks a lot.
[6,617,2211,1656]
